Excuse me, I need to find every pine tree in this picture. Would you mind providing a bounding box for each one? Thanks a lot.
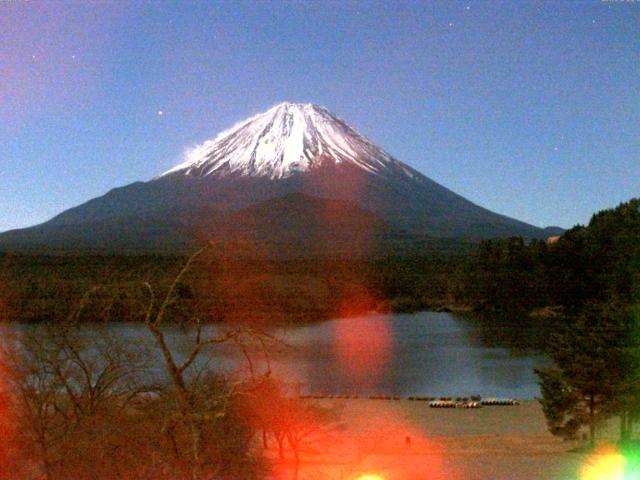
[536,304,630,446]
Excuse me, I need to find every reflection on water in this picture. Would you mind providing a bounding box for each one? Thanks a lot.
[10,311,550,399]
[275,312,550,399]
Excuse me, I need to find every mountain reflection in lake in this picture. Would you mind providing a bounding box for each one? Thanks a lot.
[11,311,550,399]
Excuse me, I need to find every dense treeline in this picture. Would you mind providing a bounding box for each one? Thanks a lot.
[455,200,640,446]
[453,199,640,315]
[0,249,461,325]
[452,199,640,446]
[0,244,339,479]
[2,199,638,329]
[1,198,639,453]
[0,254,184,324]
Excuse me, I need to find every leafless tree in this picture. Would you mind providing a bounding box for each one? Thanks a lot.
[0,241,310,479]
[137,241,279,479]
[0,320,155,480]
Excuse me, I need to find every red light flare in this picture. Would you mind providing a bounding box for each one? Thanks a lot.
[333,313,392,385]
[0,340,17,474]
[299,159,385,258]
[346,403,451,479]
[0,278,21,475]
[265,398,453,480]
[331,285,392,385]
[0,377,8,469]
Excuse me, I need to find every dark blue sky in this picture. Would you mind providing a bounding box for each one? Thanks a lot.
[1,0,638,232]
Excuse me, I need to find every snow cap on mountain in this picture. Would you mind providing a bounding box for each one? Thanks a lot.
[162,102,409,180]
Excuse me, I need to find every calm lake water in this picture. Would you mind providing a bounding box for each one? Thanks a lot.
[10,311,550,399]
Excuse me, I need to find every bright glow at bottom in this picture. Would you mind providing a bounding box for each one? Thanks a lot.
[356,476,385,480]
[581,452,627,480]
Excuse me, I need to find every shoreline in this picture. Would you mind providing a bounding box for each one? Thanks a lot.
[268,398,608,480]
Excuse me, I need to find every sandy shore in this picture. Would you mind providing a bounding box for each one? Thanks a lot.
[267,399,595,480]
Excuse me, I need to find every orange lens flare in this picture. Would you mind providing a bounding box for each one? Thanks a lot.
[0,293,9,466]
[357,475,385,480]
[579,446,637,480]
[0,347,15,471]
[334,313,392,383]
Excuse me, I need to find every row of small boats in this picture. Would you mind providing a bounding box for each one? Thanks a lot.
[428,398,519,408]
[298,394,520,407]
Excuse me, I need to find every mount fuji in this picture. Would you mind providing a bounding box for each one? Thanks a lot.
[0,103,561,254]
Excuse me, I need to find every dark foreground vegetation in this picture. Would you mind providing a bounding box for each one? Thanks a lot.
[0,197,638,474]
[1,201,637,328]
[451,197,639,447]
[454,199,640,315]
[0,248,459,326]
[531,199,640,447]
[0,247,337,479]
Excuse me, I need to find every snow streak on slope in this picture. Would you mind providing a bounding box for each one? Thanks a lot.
[162,103,415,180]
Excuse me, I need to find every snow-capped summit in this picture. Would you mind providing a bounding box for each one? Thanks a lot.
[0,102,555,253]
[161,102,410,180]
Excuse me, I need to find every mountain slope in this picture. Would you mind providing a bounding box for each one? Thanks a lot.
[0,194,395,256]
[0,102,556,253]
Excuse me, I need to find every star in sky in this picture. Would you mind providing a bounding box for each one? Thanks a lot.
[2,0,638,233]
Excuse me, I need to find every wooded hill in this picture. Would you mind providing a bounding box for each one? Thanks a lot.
[1,198,637,334]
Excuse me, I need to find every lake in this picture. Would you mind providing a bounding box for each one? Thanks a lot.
[9,311,550,399]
